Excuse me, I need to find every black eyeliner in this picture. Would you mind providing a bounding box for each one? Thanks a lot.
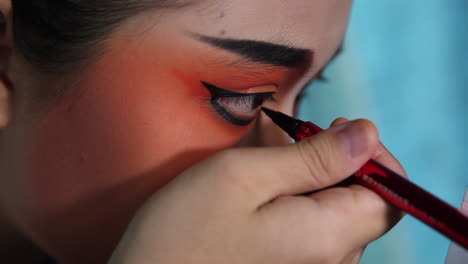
[201,81,268,126]
[211,101,255,126]
[202,81,245,97]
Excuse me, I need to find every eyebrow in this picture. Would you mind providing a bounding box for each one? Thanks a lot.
[299,43,344,90]
[316,43,343,81]
[194,34,313,68]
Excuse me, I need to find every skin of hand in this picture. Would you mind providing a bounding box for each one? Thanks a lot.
[109,118,406,264]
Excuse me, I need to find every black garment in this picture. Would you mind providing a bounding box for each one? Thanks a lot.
[40,256,57,264]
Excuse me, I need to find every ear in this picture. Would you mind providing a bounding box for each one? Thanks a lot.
[0,0,12,128]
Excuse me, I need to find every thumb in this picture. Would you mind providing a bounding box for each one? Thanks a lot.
[221,119,381,207]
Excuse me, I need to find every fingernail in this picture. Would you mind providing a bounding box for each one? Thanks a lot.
[337,121,368,158]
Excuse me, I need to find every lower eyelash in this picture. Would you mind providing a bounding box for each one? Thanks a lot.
[201,81,276,126]
[210,99,255,126]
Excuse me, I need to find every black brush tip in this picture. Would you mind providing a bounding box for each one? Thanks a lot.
[261,107,305,139]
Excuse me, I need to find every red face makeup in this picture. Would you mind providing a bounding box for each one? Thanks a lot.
[0,0,353,262]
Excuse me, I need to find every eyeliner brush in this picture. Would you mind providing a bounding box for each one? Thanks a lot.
[261,107,468,249]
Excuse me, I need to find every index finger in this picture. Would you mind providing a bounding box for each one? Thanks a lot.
[304,118,407,248]
[208,119,381,209]
[330,117,406,177]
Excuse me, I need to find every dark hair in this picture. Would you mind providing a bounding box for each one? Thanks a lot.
[12,0,189,74]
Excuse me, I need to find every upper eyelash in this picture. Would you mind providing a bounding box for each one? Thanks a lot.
[202,81,271,96]
[202,81,277,126]
[202,81,277,102]
[218,92,276,109]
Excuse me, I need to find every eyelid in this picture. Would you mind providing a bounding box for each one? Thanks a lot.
[202,81,277,126]
[201,81,277,96]
[243,85,277,94]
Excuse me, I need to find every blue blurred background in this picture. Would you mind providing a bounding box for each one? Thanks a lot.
[298,1,468,263]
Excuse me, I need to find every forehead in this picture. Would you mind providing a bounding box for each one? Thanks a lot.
[163,0,353,71]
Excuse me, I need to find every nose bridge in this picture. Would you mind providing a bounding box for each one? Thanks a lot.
[237,114,293,147]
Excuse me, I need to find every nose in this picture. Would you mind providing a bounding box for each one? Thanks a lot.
[237,111,293,147]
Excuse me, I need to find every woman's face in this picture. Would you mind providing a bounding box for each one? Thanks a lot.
[1,0,352,261]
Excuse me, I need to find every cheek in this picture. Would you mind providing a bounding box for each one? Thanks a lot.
[30,61,244,207]
[18,50,248,252]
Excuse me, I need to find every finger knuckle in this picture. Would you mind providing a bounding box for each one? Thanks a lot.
[330,117,349,127]
[355,119,379,145]
[348,185,403,235]
[306,242,342,264]
[296,137,335,186]
[351,185,386,215]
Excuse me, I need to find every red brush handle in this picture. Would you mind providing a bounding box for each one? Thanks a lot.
[296,122,468,249]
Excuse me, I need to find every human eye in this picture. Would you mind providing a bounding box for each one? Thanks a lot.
[202,81,276,126]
